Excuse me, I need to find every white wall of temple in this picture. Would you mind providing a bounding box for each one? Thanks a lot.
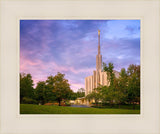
[93,70,96,89]
[96,71,99,88]
[101,71,109,86]
[95,71,97,88]
[85,71,110,96]
[88,76,91,94]
[85,75,93,96]
[90,76,93,93]
[100,71,102,85]
[85,77,87,95]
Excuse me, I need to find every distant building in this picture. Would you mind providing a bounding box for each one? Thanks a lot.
[85,30,119,96]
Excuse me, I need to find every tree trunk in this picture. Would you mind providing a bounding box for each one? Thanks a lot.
[58,100,61,106]
[42,100,45,105]
[95,101,98,107]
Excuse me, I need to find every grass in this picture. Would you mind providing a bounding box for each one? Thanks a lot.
[92,104,140,110]
[20,104,140,114]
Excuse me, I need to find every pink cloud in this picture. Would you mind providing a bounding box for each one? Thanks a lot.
[20,53,93,91]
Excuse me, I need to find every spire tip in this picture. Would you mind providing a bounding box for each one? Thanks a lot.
[98,30,100,35]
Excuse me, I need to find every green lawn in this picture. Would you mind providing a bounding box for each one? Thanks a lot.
[20,104,140,114]
[92,104,140,110]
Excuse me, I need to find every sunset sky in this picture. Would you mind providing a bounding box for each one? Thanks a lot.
[20,20,140,92]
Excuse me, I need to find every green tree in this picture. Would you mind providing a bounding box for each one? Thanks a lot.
[20,73,34,103]
[127,64,140,109]
[85,87,102,106]
[103,62,115,86]
[53,72,72,106]
[76,88,85,98]
[103,62,116,106]
[35,81,46,105]
[101,86,111,104]
[85,93,92,102]
[116,68,128,107]
[34,76,56,105]
[45,75,57,102]
[68,90,77,100]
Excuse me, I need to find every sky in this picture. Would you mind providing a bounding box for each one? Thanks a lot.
[20,20,140,92]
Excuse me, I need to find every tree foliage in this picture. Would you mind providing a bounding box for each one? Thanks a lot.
[20,73,34,103]
[127,64,140,109]
[52,72,72,106]
[76,88,85,98]
[35,81,46,105]
[20,72,76,105]
[86,63,140,109]
[86,88,102,105]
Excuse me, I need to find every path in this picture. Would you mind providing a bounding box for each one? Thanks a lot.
[70,104,92,108]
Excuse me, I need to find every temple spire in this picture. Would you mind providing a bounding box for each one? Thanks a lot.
[98,30,100,54]
[96,30,102,71]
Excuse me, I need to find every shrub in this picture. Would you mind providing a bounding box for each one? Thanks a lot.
[22,97,37,104]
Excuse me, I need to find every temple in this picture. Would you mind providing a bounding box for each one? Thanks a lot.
[85,30,109,96]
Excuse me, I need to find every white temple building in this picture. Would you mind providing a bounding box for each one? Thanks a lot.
[85,30,119,96]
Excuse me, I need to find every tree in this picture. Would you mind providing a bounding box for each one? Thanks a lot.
[103,62,115,86]
[34,73,74,105]
[68,90,77,100]
[78,88,85,92]
[103,62,116,106]
[127,64,140,109]
[20,73,34,103]
[76,88,85,98]
[52,72,72,106]
[85,93,92,102]
[101,86,111,104]
[116,68,128,106]
[94,86,103,106]
[45,75,57,102]
[85,87,102,106]
[35,81,46,105]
